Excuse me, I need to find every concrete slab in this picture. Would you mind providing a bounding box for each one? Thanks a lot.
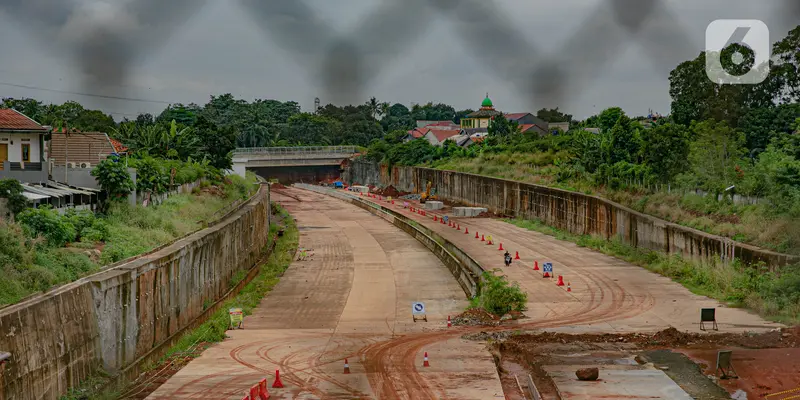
[424,201,444,210]
[350,185,369,193]
[453,207,488,217]
[545,365,693,400]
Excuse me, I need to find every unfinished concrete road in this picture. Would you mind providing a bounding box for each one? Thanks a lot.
[359,194,781,334]
[146,188,504,399]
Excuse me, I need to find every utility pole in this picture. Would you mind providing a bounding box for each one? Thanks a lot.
[64,121,69,185]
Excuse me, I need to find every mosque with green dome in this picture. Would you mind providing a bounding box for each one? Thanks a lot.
[459,93,503,129]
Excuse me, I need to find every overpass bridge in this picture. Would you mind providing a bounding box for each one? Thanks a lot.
[232,146,361,182]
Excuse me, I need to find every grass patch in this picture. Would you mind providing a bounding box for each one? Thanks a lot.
[433,156,800,255]
[0,174,259,307]
[504,217,800,325]
[60,203,298,400]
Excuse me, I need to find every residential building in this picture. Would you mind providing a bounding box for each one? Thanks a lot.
[424,129,461,146]
[549,122,570,134]
[0,108,50,183]
[48,130,119,168]
[416,120,460,130]
[505,113,550,136]
[460,94,502,129]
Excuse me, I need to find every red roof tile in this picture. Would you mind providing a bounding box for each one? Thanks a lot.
[429,129,461,142]
[109,138,128,153]
[504,113,531,121]
[0,109,48,132]
[408,128,429,138]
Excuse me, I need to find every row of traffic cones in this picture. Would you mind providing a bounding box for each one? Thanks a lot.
[241,370,283,400]
[344,352,431,373]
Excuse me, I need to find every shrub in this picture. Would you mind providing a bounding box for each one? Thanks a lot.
[17,206,77,247]
[471,271,528,316]
[92,156,135,200]
[133,157,169,194]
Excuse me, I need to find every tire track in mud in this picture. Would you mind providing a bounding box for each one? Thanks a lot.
[346,195,659,399]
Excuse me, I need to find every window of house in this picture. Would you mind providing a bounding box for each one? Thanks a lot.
[22,144,30,162]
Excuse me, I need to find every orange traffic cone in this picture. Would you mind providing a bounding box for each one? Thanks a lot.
[344,358,350,374]
[498,243,504,251]
[533,261,539,270]
[481,234,485,242]
[272,370,284,388]
[475,232,480,239]
[434,215,438,222]
[557,275,565,286]
[465,227,469,234]
[423,352,430,367]
[447,316,452,328]
[258,379,270,399]
[567,282,572,292]
[250,385,259,400]
[515,251,520,260]
[543,271,550,278]
[457,224,461,231]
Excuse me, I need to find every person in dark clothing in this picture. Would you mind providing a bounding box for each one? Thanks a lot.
[504,251,512,266]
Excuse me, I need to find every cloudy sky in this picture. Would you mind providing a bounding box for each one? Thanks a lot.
[0,0,793,121]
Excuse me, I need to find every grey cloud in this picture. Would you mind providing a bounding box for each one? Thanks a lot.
[0,0,790,120]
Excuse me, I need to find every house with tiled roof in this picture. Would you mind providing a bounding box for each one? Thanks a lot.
[0,108,50,183]
[504,113,549,136]
[424,129,461,146]
[48,130,120,168]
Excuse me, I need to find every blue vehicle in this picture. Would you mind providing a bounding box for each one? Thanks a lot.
[334,181,344,189]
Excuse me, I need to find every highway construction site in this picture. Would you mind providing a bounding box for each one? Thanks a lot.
[146,184,800,400]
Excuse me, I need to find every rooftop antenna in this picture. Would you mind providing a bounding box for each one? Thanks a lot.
[314,97,321,114]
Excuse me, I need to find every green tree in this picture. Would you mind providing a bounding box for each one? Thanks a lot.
[0,179,28,216]
[193,114,237,169]
[688,120,746,195]
[91,157,135,201]
[597,107,624,133]
[640,123,692,183]
[536,107,573,123]
[487,114,520,139]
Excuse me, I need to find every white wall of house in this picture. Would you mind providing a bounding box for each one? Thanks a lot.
[0,134,41,162]
[423,132,440,146]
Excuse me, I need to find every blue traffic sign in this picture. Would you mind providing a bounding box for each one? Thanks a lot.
[543,263,553,273]
[412,302,426,315]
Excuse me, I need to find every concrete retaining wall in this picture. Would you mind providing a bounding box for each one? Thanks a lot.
[0,184,272,400]
[296,184,482,298]
[343,160,799,269]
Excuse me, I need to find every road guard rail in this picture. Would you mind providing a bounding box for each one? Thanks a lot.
[294,184,484,299]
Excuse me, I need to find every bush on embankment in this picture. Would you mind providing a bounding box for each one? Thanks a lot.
[506,218,800,324]
[470,271,528,316]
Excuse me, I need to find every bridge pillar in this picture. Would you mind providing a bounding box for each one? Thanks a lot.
[233,161,247,178]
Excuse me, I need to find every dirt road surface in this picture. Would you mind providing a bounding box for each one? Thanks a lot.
[146,188,504,399]
[356,193,781,334]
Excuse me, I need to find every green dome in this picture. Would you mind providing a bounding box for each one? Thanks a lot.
[481,94,493,108]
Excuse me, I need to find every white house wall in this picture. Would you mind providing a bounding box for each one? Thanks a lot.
[0,134,41,162]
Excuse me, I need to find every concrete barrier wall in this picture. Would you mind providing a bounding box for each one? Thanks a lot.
[295,184,482,298]
[0,184,272,400]
[343,160,799,269]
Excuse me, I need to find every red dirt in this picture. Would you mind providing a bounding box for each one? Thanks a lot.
[374,185,408,198]
[681,348,800,399]
[270,182,288,189]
